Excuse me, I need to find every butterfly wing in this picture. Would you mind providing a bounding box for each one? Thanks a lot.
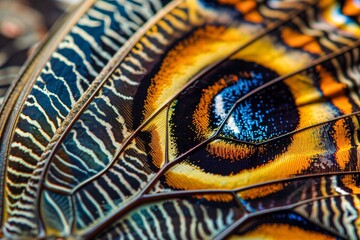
[2,0,360,239]
[0,0,172,237]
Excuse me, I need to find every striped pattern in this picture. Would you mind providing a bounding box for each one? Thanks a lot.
[96,198,240,240]
[295,195,360,239]
[219,7,360,142]
[2,0,170,237]
[3,0,312,238]
[45,2,196,194]
[39,0,315,238]
[156,1,360,195]
[2,0,360,239]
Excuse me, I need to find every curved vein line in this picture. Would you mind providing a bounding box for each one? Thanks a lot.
[218,110,360,146]
[214,194,353,240]
[35,0,185,234]
[215,40,360,135]
[142,171,360,200]
[69,0,317,195]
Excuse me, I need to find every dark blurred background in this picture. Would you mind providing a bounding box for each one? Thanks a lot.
[0,0,80,104]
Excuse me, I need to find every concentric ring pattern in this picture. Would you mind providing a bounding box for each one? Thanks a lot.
[1,0,360,239]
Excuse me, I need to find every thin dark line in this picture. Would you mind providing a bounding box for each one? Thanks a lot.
[213,194,351,240]
[142,189,232,201]
[216,136,257,145]
[81,128,360,238]
[34,0,185,234]
[68,0,317,195]
[232,192,245,211]
[140,136,217,196]
[7,0,357,235]
[84,185,351,239]
[92,171,360,237]
[141,171,360,201]
[214,40,360,135]
[232,171,360,193]
[258,111,360,145]
[40,0,185,197]
[82,189,233,239]
[0,0,98,234]
[80,3,322,238]
[218,110,360,146]
[84,29,360,240]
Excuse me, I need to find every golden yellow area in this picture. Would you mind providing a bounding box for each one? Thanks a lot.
[322,1,360,38]
[217,0,262,22]
[320,177,331,197]
[143,110,167,168]
[285,76,321,105]
[167,102,179,162]
[237,183,284,200]
[160,1,358,201]
[281,27,322,54]
[232,36,313,75]
[165,122,323,195]
[319,0,334,8]
[165,36,331,198]
[157,20,175,35]
[342,175,360,193]
[332,119,352,170]
[193,78,229,139]
[244,11,263,23]
[195,193,234,202]
[45,227,68,239]
[285,71,355,180]
[142,0,260,164]
[218,0,256,13]
[144,24,249,119]
[343,0,360,16]
[284,76,337,129]
[166,114,324,191]
[317,65,353,170]
[206,139,256,161]
[318,65,353,115]
[229,224,336,240]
